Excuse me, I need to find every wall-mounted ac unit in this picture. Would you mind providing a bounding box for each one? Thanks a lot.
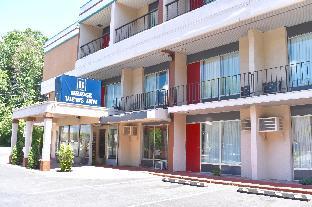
[258,117,282,132]
[241,119,251,131]
[123,126,131,135]
[123,126,138,136]
[132,126,138,136]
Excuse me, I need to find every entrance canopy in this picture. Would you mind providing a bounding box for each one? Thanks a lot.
[13,101,108,122]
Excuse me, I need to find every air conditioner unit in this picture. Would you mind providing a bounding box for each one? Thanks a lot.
[154,160,167,170]
[123,126,131,135]
[258,117,282,132]
[131,126,138,136]
[123,126,138,136]
[241,119,251,131]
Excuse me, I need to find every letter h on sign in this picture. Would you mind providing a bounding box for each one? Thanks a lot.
[77,78,87,91]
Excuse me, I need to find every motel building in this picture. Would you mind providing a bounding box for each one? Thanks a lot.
[9,0,312,181]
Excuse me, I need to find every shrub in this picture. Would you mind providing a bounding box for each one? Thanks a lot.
[57,144,74,172]
[299,178,312,185]
[212,166,221,176]
[11,136,24,165]
[27,127,43,169]
[27,145,40,169]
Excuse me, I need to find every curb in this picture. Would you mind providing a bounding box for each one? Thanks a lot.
[237,187,310,201]
[162,177,208,187]
[150,172,312,195]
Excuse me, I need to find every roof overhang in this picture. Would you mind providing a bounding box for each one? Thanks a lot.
[100,108,170,124]
[13,101,108,121]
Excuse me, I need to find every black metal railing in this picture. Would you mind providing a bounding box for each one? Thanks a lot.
[112,61,312,112]
[165,0,216,21]
[115,10,158,43]
[170,61,312,106]
[80,33,110,58]
[113,89,168,112]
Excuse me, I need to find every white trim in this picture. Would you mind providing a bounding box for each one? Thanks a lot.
[169,90,312,114]
[44,23,79,53]
[12,101,108,120]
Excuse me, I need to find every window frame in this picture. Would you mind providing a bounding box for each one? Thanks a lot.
[201,120,241,167]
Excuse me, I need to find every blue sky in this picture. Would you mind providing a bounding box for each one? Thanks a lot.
[0,0,88,39]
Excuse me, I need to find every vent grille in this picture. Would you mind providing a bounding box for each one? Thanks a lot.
[258,117,282,132]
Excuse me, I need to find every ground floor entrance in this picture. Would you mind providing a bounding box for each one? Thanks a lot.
[94,125,118,166]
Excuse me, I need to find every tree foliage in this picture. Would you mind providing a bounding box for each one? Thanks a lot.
[0,29,47,146]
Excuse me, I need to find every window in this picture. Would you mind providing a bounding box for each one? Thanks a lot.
[58,125,91,159]
[292,116,312,169]
[288,33,312,88]
[79,125,91,159]
[143,125,168,161]
[105,82,121,108]
[201,120,241,166]
[144,70,168,107]
[108,128,118,159]
[200,52,240,99]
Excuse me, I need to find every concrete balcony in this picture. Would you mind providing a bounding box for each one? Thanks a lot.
[41,0,311,95]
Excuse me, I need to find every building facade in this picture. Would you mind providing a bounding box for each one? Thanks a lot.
[10,0,312,181]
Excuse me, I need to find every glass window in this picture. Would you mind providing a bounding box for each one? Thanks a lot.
[79,125,91,160]
[143,125,168,161]
[202,122,220,164]
[201,120,241,165]
[201,52,240,99]
[144,70,168,107]
[288,33,312,87]
[108,128,118,159]
[105,82,121,108]
[69,125,80,157]
[143,126,155,159]
[292,116,312,169]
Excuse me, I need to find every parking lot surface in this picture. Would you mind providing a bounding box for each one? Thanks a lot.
[0,147,311,207]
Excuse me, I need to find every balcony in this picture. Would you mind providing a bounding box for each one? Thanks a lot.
[113,89,169,112]
[79,33,110,58]
[115,9,158,43]
[165,0,216,21]
[171,61,312,107]
[113,61,312,113]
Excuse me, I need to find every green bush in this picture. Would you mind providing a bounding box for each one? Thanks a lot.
[27,127,43,169]
[299,178,312,185]
[212,166,221,176]
[11,136,24,165]
[57,144,74,172]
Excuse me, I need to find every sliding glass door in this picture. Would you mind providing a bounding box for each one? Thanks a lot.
[144,70,168,108]
[292,116,312,169]
[200,52,240,100]
[143,125,168,166]
[201,120,241,168]
[288,33,312,89]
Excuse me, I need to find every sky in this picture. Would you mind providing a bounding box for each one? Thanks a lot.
[0,0,88,39]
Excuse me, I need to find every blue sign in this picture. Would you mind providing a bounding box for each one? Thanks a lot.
[55,75,102,106]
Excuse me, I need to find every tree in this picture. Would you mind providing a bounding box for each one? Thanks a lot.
[0,29,47,146]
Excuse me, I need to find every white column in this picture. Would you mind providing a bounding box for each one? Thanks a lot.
[42,118,53,161]
[24,120,34,158]
[50,124,57,159]
[10,120,19,154]
[173,113,186,171]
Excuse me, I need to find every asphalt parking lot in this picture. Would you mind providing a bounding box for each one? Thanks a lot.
[0,147,311,207]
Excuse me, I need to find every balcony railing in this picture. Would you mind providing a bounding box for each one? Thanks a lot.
[115,10,158,43]
[113,61,312,112]
[113,89,168,112]
[80,33,110,58]
[165,0,216,21]
[171,61,312,106]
